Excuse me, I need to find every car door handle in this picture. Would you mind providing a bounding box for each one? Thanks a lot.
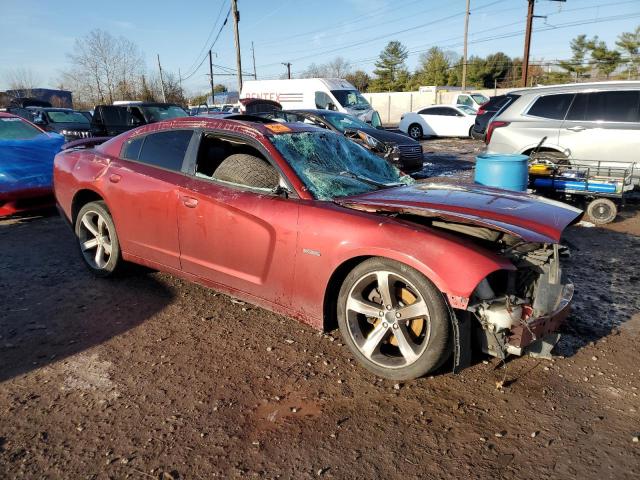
[181,196,198,208]
[109,174,121,183]
[566,126,588,132]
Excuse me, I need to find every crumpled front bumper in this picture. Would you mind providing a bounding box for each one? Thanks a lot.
[507,282,574,351]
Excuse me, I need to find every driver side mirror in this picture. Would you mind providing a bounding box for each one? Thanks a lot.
[33,115,45,125]
[327,102,337,111]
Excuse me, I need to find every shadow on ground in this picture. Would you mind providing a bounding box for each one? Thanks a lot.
[0,214,175,382]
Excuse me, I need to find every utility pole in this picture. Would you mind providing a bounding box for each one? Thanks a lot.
[251,41,257,80]
[209,50,216,106]
[522,0,566,87]
[157,54,167,102]
[282,62,292,79]
[178,68,183,99]
[522,0,535,87]
[231,0,243,93]
[462,0,471,91]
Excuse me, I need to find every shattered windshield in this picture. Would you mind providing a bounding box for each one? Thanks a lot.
[330,90,371,111]
[270,131,413,200]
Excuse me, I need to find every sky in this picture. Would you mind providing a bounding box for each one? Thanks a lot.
[0,0,639,95]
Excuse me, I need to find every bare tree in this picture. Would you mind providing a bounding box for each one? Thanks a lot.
[63,29,145,105]
[300,56,352,78]
[5,67,40,94]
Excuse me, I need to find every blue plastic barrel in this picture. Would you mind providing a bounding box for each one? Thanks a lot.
[474,153,529,191]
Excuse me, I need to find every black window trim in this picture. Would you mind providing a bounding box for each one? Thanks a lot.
[563,89,640,125]
[184,128,300,198]
[119,128,199,175]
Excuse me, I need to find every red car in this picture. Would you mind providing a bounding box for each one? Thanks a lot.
[54,117,581,380]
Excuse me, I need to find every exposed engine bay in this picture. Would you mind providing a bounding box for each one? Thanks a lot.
[400,216,574,359]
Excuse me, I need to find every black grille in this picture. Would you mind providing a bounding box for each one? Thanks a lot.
[398,144,423,161]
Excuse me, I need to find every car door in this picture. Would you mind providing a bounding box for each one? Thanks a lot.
[104,129,197,269]
[417,108,444,136]
[559,90,640,164]
[175,131,299,306]
[440,107,470,136]
[521,93,575,148]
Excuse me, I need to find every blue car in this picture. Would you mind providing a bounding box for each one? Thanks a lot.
[0,113,65,216]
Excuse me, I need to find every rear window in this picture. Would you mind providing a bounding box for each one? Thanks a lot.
[0,117,42,140]
[566,90,640,123]
[527,93,574,120]
[483,95,518,112]
[136,130,193,171]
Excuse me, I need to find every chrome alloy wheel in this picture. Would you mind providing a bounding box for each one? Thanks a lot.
[78,210,113,270]
[345,270,431,369]
[408,125,422,139]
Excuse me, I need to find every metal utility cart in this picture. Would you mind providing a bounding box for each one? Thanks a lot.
[528,156,637,225]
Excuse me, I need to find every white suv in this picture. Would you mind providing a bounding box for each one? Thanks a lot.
[486,81,640,168]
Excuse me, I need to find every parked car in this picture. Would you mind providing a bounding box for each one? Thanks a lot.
[486,81,640,168]
[0,113,64,216]
[54,116,580,380]
[399,105,477,140]
[90,102,188,137]
[452,92,489,111]
[470,94,520,140]
[241,78,382,126]
[268,109,423,172]
[28,107,92,142]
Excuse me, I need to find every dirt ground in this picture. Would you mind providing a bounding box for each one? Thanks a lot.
[1,138,639,479]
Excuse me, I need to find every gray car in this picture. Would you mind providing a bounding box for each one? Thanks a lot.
[486,81,640,168]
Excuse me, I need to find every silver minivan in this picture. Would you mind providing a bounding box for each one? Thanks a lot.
[486,81,640,167]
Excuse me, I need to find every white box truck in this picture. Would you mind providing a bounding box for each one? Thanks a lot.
[240,78,381,126]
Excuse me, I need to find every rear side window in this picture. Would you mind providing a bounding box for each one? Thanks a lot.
[527,94,574,120]
[121,136,144,160]
[419,107,446,115]
[566,91,640,123]
[136,130,193,171]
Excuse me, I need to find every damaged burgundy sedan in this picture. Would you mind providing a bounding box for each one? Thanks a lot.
[53,116,581,380]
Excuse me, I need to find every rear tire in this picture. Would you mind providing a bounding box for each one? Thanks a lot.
[337,257,450,380]
[587,198,617,225]
[407,123,423,140]
[75,201,122,277]
[213,153,279,189]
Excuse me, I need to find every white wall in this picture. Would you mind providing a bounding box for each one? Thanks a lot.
[363,88,515,125]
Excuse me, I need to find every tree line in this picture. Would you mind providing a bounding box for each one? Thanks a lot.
[302,25,639,92]
[2,25,638,108]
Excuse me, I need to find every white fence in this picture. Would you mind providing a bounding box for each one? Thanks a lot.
[363,88,514,126]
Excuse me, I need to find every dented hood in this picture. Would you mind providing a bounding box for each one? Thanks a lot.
[336,182,583,244]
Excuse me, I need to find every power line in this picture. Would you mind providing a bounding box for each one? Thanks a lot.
[181,6,232,81]
[182,1,229,77]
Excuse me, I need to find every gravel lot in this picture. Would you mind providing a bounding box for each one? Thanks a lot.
[1,138,639,479]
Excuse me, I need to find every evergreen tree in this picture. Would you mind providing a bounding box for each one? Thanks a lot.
[559,35,591,79]
[412,47,450,88]
[616,26,640,78]
[588,36,622,78]
[370,41,410,92]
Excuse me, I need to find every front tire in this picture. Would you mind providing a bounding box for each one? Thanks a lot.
[337,258,450,380]
[407,123,423,140]
[75,201,122,277]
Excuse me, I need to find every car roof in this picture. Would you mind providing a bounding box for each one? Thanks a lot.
[508,80,640,96]
[130,116,321,137]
